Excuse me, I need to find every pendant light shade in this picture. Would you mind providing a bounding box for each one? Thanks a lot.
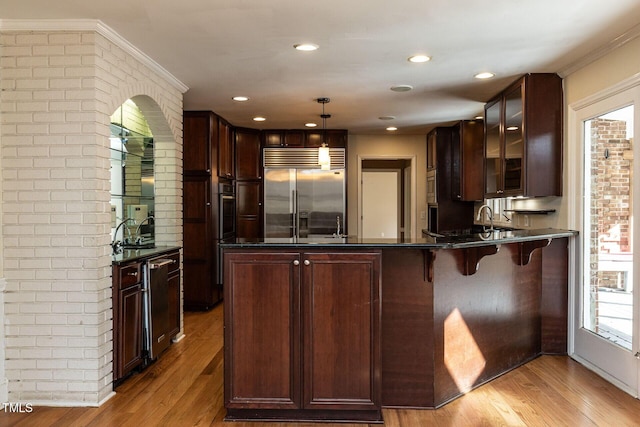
[318,144,330,170]
[316,97,331,170]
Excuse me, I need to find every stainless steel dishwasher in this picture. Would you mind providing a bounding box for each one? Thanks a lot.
[143,256,173,360]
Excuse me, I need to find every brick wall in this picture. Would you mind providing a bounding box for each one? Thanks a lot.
[590,118,632,291]
[0,24,185,405]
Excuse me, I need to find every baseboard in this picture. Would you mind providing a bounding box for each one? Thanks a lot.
[569,354,638,398]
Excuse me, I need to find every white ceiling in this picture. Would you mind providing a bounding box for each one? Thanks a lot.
[2,0,640,134]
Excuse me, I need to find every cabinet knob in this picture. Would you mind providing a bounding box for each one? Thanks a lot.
[206,202,211,206]
[293,260,299,266]
[303,260,310,266]
[127,272,137,277]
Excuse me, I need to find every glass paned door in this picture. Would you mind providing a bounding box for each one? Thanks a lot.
[573,90,638,396]
[583,105,634,350]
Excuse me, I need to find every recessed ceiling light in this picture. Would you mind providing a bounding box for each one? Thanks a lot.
[390,85,413,92]
[294,43,319,51]
[474,72,495,79]
[386,126,398,131]
[379,116,396,120]
[408,55,430,63]
[305,123,317,127]
[232,96,249,102]
[253,116,266,122]
[506,126,519,131]
[475,115,484,120]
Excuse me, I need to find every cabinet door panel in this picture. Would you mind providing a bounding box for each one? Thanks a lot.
[218,120,235,179]
[224,252,302,409]
[236,181,262,239]
[484,99,502,195]
[503,84,524,194]
[235,130,261,180]
[119,284,143,378]
[183,112,215,173]
[302,252,381,410]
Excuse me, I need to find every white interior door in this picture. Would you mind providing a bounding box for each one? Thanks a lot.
[362,171,398,238]
[572,86,639,396]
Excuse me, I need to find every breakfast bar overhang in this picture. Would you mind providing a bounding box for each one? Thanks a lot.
[221,228,576,423]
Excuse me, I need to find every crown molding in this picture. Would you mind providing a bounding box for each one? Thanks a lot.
[0,19,188,93]
[558,23,640,78]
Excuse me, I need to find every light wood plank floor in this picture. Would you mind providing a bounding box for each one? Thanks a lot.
[3,303,640,426]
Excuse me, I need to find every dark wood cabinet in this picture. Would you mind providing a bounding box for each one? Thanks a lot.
[224,250,382,422]
[305,129,347,148]
[183,111,217,174]
[235,128,262,239]
[235,128,261,180]
[183,175,220,309]
[236,181,261,239]
[218,119,235,179]
[183,111,225,310]
[263,130,304,147]
[426,127,475,233]
[113,250,181,384]
[262,129,347,148]
[451,120,484,201]
[484,73,562,198]
[113,261,144,383]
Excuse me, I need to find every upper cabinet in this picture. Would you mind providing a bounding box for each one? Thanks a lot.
[451,120,484,202]
[484,73,563,198]
[218,118,235,179]
[263,129,347,148]
[183,111,218,175]
[304,129,347,148]
[235,128,262,181]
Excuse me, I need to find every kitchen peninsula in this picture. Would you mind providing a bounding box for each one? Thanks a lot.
[222,228,576,423]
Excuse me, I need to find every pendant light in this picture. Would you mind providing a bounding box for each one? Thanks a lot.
[317,97,331,170]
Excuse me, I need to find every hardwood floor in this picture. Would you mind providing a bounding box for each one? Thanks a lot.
[3,303,640,426]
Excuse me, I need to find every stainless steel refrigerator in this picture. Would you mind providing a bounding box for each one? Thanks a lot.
[263,148,346,238]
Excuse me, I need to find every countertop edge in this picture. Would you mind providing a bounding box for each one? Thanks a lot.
[111,245,182,264]
[220,229,577,250]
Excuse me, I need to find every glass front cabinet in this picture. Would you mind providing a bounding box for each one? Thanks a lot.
[483,74,563,198]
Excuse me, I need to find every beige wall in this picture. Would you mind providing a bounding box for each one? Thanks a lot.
[347,134,427,237]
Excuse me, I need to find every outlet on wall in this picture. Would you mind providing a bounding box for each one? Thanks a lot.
[524,215,530,227]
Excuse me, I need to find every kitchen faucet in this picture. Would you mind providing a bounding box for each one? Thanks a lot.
[112,217,136,253]
[135,216,154,244]
[476,204,494,231]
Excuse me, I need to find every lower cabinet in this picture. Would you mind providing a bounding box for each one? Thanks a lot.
[112,249,181,385]
[224,250,382,422]
[112,261,144,383]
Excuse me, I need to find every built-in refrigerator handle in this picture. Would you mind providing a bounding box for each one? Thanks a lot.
[292,189,298,238]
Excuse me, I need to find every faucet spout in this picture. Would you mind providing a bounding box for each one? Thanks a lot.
[135,216,154,244]
[336,215,341,237]
[476,204,494,231]
[112,217,136,252]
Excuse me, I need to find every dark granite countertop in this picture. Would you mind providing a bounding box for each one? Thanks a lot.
[111,245,181,265]
[220,228,577,250]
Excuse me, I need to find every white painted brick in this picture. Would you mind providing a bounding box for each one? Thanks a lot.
[3,27,184,405]
[37,382,68,392]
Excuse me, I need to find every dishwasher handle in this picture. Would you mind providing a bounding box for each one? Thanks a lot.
[149,259,173,269]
